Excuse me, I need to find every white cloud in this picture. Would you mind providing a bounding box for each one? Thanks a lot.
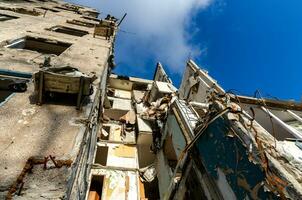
[68,0,212,74]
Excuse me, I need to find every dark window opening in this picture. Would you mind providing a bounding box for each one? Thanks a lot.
[42,92,79,106]
[89,175,104,200]
[184,169,207,200]
[48,25,88,37]
[66,19,96,28]
[0,90,13,104]
[133,83,149,90]
[0,76,29,104]
[0,77,28,92]
[109,99,113,107]
[117,75,130,80]
[62,4,83,10]
[36,0,58,2]
[23,0,36,2]
[36,7,60,13]
[81,16,101,22]
[82,11,99,18]
[6,36,72,56]
[54,6,78,13]
[94,146,108,166]
[107,88,114,97]
[3,8,41,16]
[0,13,19,21]
[101,126,110,140]
[143,178,160,200]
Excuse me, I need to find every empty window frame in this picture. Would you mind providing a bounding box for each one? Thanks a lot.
[100,126,110,140]
[94,146,109,166]
[48,25,88,37]
[4,8,41,16]
[89,175,104,199]
[35,0,58,2]
[36,7,60,13]
[0,71,31,104]
[66,19,96,28]
[0,90,13,104]
[82,11,99,18]
[81,16,101,22]
[54,6,78,13]
[5,36,72,56]
[22,0,36,3]
[0,13,18,21]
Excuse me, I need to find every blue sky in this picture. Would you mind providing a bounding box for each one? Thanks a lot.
[67,0,302,101]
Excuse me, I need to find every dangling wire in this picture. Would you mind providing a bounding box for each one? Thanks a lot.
[254,89,277,148]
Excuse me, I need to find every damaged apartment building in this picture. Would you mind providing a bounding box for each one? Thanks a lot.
[0,0,302,200]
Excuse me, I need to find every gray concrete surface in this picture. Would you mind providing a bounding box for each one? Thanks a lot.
[0,0,113,198]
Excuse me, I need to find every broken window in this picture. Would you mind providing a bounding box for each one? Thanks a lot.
[22,0,36,3]
[0,71,30,104]
[0,13,18,21]
[133,82,149,90]
[5,36,72,56]
[36,7,60,13]
[100,126,110,140]
[66,19,96,28]
[142,178,160,200]
[82,10,99,18]
[89,175,104,200]
[0,8,42,16]
[0,90,13,104]
[48,25,88,37]
[94,146,108,166]
[81,16,101,22]
[54,6,79,13]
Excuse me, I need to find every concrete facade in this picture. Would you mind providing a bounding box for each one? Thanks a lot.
[0,0,114,199]
[1,1,302,200]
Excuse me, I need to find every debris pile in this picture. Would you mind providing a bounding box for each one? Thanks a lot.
[193,90,302,199]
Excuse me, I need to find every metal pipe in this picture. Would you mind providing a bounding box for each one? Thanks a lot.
[0,69,32,79]
[117,13,127,27]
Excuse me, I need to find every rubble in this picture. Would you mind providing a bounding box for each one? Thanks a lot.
[0,1,301,199]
